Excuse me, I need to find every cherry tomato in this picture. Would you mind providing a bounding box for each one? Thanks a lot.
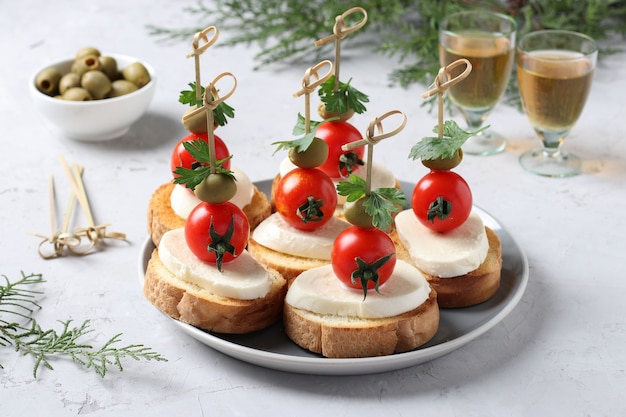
[412,170,472,233]
[171,132,231,178]
[331,226,396,295]
[274,168,337,231]
[315,121,364,179]
[184,201,249,270]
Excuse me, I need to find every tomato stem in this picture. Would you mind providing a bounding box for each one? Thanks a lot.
[338,152,364,176]
[427,196,452,223]
[296,196,326,224]
[207,215,236,272]
[351,253,394,300]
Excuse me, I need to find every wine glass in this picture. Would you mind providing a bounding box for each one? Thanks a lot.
[517,30,597,177]
[439,10,517,155]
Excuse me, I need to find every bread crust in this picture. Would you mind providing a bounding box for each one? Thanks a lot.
[392,226,502,308]
[147,182,271,246]
[143,248,287,334]
[283,288,439,358]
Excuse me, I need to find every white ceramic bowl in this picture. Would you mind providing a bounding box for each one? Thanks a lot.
[30,53,156,141]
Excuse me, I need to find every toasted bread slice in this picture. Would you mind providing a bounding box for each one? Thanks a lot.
[283,288,439,358]
[143,248,287,334]
[391,226,502,308]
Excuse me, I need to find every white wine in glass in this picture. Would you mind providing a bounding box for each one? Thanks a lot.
[517,30,597,177]
[439,10,516,155]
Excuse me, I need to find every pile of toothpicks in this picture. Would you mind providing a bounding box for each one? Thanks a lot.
[33,156,126,259]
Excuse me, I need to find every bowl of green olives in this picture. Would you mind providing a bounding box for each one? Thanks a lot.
[30,48,156,141]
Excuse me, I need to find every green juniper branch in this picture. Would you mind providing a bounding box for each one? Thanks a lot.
[1,272,167,378]
[147,0,626,104]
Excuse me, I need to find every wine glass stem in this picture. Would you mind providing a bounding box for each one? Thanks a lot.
[462,108,488,130]
[537,129,568,158]
[458,107,506,155]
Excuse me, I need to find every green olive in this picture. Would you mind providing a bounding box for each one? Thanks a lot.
[75,47,101,60]
[58,72,81,95]
[71,54,101,77]
[421,149,464,171]
[61,87,93,101]
[343,196,374,229]
[108,80,138,98]
[39,47,151,102]
[122,62,151,88]
[194,173,237,204]
[35,67,62,96]
[181,105,210,133]
[318,103,354,122]
[81,70,111,100]
[98,56,118,80]
[288,137,329,168]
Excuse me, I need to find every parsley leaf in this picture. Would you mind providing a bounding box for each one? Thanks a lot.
[318,75,369,115]
[336,174,367,202]
[178,86,199,106]
[337,174,407,231]
[172,139,234,189]
[178,82,235,127]
[272,114,323,154]
[409,120,489,161]
[291,113,323,136]
[363,188,407,231]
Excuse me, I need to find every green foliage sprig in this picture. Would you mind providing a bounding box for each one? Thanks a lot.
[409,120,488,161]
[173,139,235,189]
[148,0,626,104]
[318,75,369,115]
[337,174,407,231]
[179,82,235,126]
[1,272,167,378]
[272,113,325,154]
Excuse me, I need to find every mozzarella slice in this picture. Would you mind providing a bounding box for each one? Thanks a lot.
[286,261,431,319]
[394,209,489,278]
[252,213,349,260]
[158,228,271,300]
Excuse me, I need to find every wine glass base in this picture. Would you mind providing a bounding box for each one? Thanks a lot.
[462,130,506,156]
[519,149,582,178]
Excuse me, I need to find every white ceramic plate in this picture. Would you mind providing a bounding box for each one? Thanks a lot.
[138,180,529,375]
